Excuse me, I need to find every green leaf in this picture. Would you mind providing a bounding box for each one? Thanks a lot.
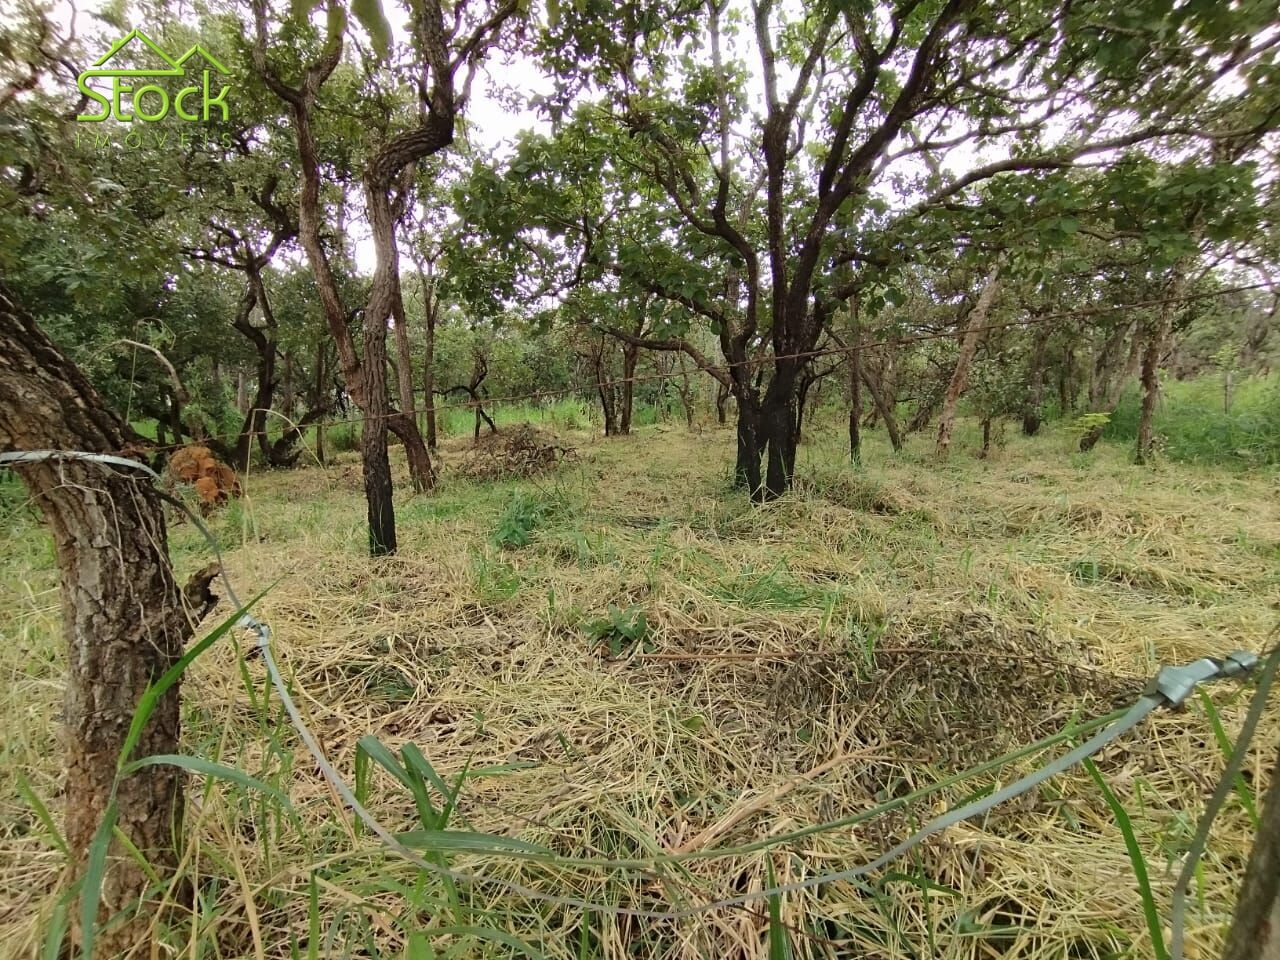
[357,734,414,790]
[118,590,270,772]
[1084,758,1170,960]
[123,755,295,811]
[79,801,119,960]
[395,829,554,856]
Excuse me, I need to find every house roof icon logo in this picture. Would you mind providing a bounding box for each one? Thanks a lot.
[76,28,233,123]
[83,29,230,79]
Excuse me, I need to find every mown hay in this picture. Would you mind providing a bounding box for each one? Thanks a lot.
[2,420,1277,960]
[456,424,571,481]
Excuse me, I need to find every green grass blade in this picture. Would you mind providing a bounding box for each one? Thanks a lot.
[1084,758,1170,960]
[78,800,119,960]
[356,734,414,790]
[122,754,294,810]
[41,890,72,960]
[118,589,270,771]
[430,925,548,959]
[1197,689,1260,828]
[16,773,70,859]
[765,860,793,960]
[395,829,553,856]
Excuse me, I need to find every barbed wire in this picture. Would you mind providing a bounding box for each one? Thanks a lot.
[125,280,1272,458]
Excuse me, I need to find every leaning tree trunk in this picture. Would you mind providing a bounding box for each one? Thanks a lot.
[0,284,206,955]
[936,266,1000,460]
[1221,743,1280,960]
[861,362,902,452]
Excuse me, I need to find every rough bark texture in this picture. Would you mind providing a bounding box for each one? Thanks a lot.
[936,267,1000,460]
[419,265,439,448]
[0,284,198,954]
[1023,325,1049,436]
[620,344,639,435]
[1135,275,1181,465]
[1222,744,1280,960]
[848,332,862,463]
[392,286,417,424]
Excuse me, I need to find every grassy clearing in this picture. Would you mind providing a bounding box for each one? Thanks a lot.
[2,416,1278,959]
[1104,375,1280,467]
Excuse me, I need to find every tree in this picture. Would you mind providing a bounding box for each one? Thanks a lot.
[251,0,521,553]
[0,284,217,953]
[1221,743,1280,960]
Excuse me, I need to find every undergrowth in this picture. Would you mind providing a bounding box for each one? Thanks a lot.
[1,411,1277,959]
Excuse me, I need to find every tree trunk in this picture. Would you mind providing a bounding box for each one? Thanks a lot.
[760,363,799,500]
[0,285,206,955]
[1221,743,1280,960]
[392,297,417,424]
[1136,301,1177,464]
[675,355,695,429]
[420,267,438,449]
[980,418,992,458]
[861,362,902,452]
[716,381,730,425]
[734,397,763,494]
[236,369,247,415]
[1023,325,1049,436]
[361,336,397,556]
[794,370,814,445]
[1059,343,1075,416]
[849,334,862,464]
[936,266,1000,460]
[620,344,639,435]
[362,191,400,556]
[280,350,294,423]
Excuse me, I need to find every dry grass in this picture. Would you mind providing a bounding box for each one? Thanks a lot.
[1,416,1278,959]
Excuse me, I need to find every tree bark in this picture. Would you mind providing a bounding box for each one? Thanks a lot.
[620,343,639,435]
[849,332,862,464]
[1221,744,1280,960]
[1023,324,1049,436]
[0,285,204,955]
[861,362,902,452]
[936,266,1000,460]
[419,265,439,449]
[1136,275,1181,465]
[392,296,417,424]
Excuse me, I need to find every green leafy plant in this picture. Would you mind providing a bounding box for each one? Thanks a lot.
[491,491,546,549]
[584,603,654,656]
